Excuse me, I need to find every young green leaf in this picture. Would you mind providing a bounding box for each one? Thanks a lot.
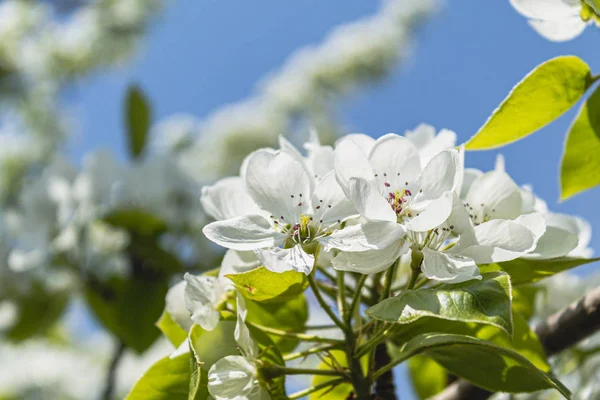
[156,310,188,347]
[465,56,593,150]
[188,321,238,400]
[125,85,151,159]
[394,333,570,397]
[480,257,600,286]
[125,353,190,400]
[226,267,308,302]
[244,295,308,353]
[366,272,513,335]
[560,85,600,200]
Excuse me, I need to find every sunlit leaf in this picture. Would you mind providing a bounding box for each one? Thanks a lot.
[125,353,189,400]
[245,295,308,353]
[226,267,308,302]
[395,334,569,397]
[156,310,188,347]
[465,56,593,150]
[366,272,513,335]
[480,257,600,286]
[560,85,600,199]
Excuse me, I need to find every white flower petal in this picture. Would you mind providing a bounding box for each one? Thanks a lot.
[208,355,256,399]
[405,124,457,167]
[341,133,376,154]
[524,226,579,259]
[332,240,409,274]
[235,292,259,359]
[312,171,358,225]
[318,221,406,252]
[419,148,463,200]
[545,213,593,258]
[514,212,546,241]
[347,177,397,222]
[201,177,262,221]
[202,215,287,251]
[460,168,483,200]
[368,134,422,192]
[528,16,587,42]
[466,169,522,220]
[510,0,581,20]
[184,274,227,331]
[254,245,315,275]
[457,219,539,263]
[421,247,481,284]
[334,136,376,194]
[407,192,454,232]
[220,250,261,277]
[165,281,193,331]
[245,150,311,223]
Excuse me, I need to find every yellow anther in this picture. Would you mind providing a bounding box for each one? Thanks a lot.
[299,214,311,236]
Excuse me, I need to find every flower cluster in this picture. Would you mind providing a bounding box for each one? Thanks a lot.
[201,125,591,283]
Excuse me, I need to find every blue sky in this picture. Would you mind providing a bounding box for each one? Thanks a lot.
[65,0,600,397]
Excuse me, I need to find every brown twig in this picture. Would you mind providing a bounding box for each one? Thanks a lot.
[431,286,600,400]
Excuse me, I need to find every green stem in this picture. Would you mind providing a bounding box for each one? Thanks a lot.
[355,325,398,359]
[288,377,347,400]
[309,273,347,331]
[380,260,398,302]
[406,267,420,291]
[246,322,344,344]
[372,352,413,381]
[337,270,347,322]
[265,365,348,377]
[283,343,338,361]
[347,274,368,324]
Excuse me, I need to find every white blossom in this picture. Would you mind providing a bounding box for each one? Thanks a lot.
[207,292,270,400]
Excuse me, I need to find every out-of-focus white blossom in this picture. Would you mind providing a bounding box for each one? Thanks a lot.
[179,0,438,179]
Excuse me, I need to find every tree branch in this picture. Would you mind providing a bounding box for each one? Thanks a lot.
[431,286,600,400]
[102,340,126,400]
[374,342,397,400]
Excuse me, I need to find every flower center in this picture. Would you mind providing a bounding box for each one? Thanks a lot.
[464,202,495,226]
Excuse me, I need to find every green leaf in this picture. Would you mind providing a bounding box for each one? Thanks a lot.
[125,85,151,159]
[245,295,309,353]
[156,310,188,347]
[560,84,600,199]
[226,267,308,302]
[126,353,189,400]
[5,285,69,341]
[477,312,549,372]
[85,273,168,353]
[188,321,239,400]
[366,272,513,335]
[247,324,287,399]
[310,350,368,400]
[395,333,570,397]
[480,257,600,286]
[104,209,167,237]
[407,355,447,399]
[512,285,544,321]
[465,56,593,150]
